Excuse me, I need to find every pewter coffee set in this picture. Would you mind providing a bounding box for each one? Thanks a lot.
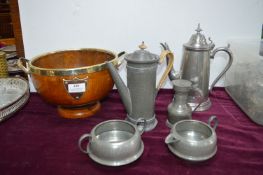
[78,24,233,166]
[0,24,231,166]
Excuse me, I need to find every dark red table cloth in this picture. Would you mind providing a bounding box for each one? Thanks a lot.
[0,88,263,175]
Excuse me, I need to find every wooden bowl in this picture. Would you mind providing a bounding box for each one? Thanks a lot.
[18,48,119,119]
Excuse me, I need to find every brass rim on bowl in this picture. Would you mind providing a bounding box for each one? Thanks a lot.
[28,48,119,76]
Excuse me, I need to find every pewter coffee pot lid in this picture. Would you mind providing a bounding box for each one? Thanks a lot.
[125,42,159,64]
[184,24,215,51]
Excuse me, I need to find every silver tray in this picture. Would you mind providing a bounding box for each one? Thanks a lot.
[0,77,29,122]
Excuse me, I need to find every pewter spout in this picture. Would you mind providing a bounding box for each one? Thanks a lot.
[106,62,132,115]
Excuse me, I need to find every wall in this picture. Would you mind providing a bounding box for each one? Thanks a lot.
[18,0,263,91]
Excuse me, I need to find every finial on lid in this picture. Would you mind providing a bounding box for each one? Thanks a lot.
[195,23,202,33]
[139,41,147,50]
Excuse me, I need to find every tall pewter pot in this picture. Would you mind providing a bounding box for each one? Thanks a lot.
[106,42,174,131]
[179,24,233,111]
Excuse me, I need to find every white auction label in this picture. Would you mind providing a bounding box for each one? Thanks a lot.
[68,83,86,93]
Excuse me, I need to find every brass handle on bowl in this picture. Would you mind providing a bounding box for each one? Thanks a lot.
[17,57,30,74]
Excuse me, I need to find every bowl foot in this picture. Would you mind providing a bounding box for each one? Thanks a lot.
[58,102,101,119]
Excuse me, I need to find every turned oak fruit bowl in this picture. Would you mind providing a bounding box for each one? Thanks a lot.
[18,48,119,119]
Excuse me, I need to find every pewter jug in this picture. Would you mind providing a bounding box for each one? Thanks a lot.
[167,79,192,127]
[180,24,233,111]
[167,79,203,128]
[106,42,174,131]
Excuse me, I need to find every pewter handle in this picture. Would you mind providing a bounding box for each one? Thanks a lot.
[157,50,174,91]
[208,116,218,130]
[165,134,180,144]
[209,44,233,91]
[136,118,147,134]
[17,57,30,74]
[78,133,91,154]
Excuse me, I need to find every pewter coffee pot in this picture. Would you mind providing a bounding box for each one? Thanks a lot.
[106,42,174,131]
[180,24,233,111]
